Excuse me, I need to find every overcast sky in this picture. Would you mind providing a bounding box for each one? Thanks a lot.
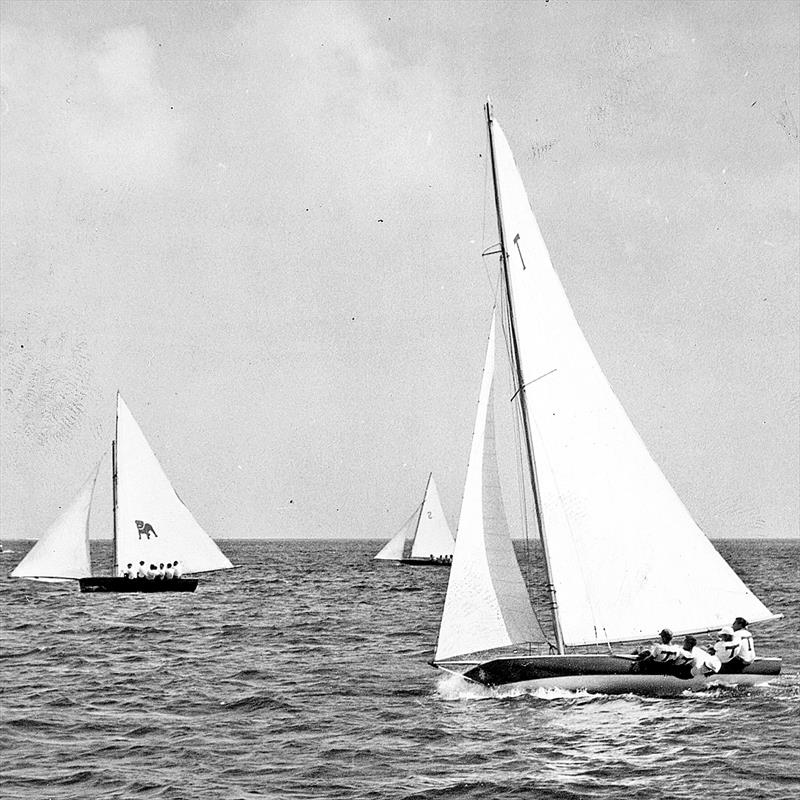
[1,0,798,541]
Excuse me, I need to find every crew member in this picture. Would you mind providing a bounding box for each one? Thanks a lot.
[712,626,741,665]
[732,617,755,665]
[678,635,720,677]
[650,628,680,662]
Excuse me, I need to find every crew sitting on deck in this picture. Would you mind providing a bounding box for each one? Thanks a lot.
[677,635,720,677]
[648,628,681,662]
[146,563,158,580]
[121,563,136,579]
[172,560,182,578]
[157,562,166,579]
[732,617,755,666]
[711,626,742,666]
[164,562,175,579]
[137,561,147,578]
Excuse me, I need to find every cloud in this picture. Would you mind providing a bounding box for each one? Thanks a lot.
[1,24,185,191]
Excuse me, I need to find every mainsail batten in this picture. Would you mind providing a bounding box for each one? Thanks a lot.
[10,463,100,581]
[489,116,777,646]
[435,317,544,662]
[115,395,233,575]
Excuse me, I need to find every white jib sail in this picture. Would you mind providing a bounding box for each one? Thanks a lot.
[490,115,777,646]
[11,463,100,581]
[435,316,544,662]
[409,475,455,559]
[374,504,420,560]
[115,394,233,575]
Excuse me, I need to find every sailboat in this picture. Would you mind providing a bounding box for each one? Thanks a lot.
[431,102,782,694]
[11,393,233,593]
[374,474,455,565]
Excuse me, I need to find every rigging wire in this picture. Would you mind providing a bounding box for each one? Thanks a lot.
[498,281,533,595]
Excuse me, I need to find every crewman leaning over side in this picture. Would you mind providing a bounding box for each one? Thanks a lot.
[711,626,742,667]
[679,635,721,678]
[650,628,681,662]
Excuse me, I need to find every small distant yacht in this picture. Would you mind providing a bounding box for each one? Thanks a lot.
[375,474,455,566]
[11,392,232,593]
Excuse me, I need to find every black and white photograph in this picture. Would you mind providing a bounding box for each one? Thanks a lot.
[1,1,798,798]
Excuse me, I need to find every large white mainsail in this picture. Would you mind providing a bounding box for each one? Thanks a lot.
[11,464,100,581]
[489,112,778,646]
[374,505,420,560]
[115,394,233,576]
[435,317,545,662]
[409,475,454,559]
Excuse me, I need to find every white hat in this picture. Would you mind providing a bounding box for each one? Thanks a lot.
[719,625,734,636]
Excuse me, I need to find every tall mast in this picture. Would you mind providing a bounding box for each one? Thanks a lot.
[112,393,119,576]
[484,100,565,653]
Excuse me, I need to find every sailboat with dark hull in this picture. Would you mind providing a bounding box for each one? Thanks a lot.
[431,103,782,695]
[374,474,455,566]
[12,393,232,593]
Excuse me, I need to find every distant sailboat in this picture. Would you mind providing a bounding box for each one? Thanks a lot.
[375,474,455,566]
[432,103,782,694]
[11,393,233,593]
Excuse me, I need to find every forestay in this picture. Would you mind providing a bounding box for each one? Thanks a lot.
[490,118,777,646]
[374,506,420,560]
[11,464,100,581]
[115,395,233,575]
[409,475,454,559]
[435,317,545,662]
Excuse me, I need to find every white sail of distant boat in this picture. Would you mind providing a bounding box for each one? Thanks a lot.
[10,464,100,581]
[374,474,455,563]
[115,395,232,576]
[11,392,232,593]
[374,506,420,560]
[432,103,780,693]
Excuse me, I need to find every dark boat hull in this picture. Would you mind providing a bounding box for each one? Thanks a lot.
[444,653,781,695]
[399,558,451,567]
[79,577,198,593]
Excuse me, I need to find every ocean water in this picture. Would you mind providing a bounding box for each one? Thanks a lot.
[1,538,798,800]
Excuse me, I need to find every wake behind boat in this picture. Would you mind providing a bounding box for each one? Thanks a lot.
[11,393,232,593]
[431,102,782,695]
[374,473,454,566]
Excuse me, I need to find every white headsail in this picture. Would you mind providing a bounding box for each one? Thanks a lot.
[11,463,100,581]
[435,316,545,662]
[374,505,420,560]
[115,394,233,576]
[489,114,778,646]
[409,475,454,559]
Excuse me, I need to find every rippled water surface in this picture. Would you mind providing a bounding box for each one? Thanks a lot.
[2,539,799,799]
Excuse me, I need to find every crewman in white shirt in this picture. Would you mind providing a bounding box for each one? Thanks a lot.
[679,635,721,677]
[712,626,741,665]
[650,628,681,662]
[156,563,166,579]
[732,617,756,664]
[120,563,136,579]
[164,562,175,579]
[172,560,182,579]
[136,561,147,578]
[146,563,157,580]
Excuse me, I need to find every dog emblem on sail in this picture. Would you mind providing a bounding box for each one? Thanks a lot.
[135,520,158,540]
